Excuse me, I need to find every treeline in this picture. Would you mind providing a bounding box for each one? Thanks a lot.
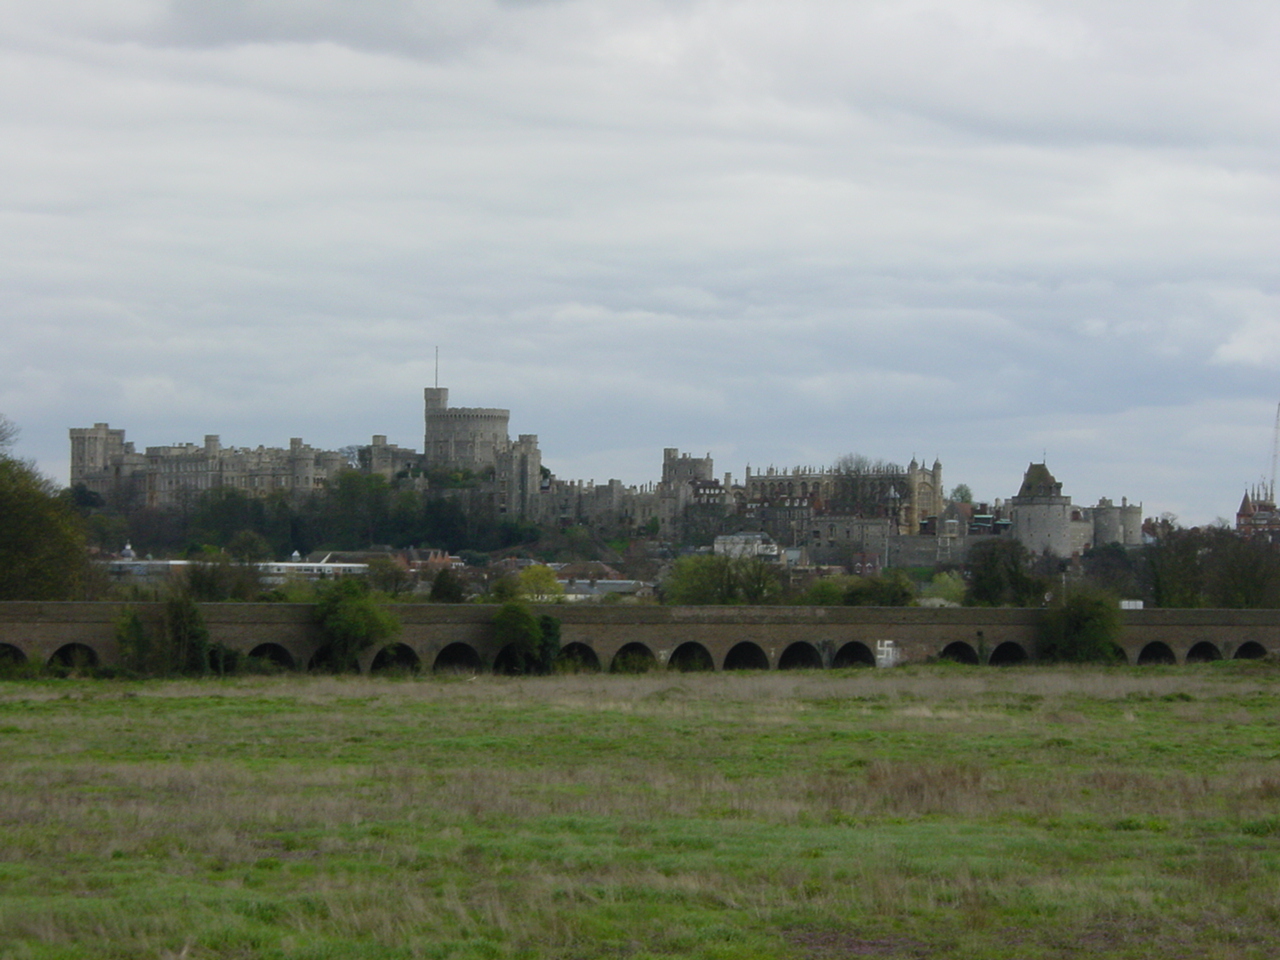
[660,554,922,606]
[76,473,541,559]
[967,525,1280,609]
[663,525,1280,612]
[0,417,87,601]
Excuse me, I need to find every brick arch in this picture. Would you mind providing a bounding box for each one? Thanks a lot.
[668,642,714,672]
[433,642,482,674]
[940,641,979,665]
[247,643,295,670]
[723,641,769,670]
[555,642,601,673]
[832,641,874,668]
[610,642,657,674]
[778,641,823,670]
[987,641,1028,666]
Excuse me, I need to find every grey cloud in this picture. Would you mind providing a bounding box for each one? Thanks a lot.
[2,1,1278,525]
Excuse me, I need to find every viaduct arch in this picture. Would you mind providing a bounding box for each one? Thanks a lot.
[0,603,1277,674]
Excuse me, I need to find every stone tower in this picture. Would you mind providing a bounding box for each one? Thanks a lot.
[422,387,512,473]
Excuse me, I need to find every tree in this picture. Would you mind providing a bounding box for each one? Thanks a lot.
[314,578,400,672]
[797,577,850,605]
[184,554,261,602]
[492,601,556,674]
[1139,523,1205,608]
[845,570,915,606]
[1081,542,1141,598]
[0,414,17,455]
[1137,525,1280,610]
[662,555,742,604]
[165,595,212,675]
[949,484,973,504]
[117,596,218,677]
[964,539,1046,607]
[429,566,468,603]
[0,454,87,601]
[115,608,154,675]
[661,555,781,605]
[921,570,966,605]
[737,558,782,604]
[1039,589,1124,663]
[536,614,562,672]
[518,564,565,602]
[227,529,272,563]
[1202,529,1280,609]
[367,557,413,596]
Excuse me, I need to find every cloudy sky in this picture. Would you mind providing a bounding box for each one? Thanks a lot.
[4,0,1279,524]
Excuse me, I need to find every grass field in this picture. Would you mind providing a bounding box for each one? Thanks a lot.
[2,662,1280,959]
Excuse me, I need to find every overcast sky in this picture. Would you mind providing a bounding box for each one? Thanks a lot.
[4,1,1279,524]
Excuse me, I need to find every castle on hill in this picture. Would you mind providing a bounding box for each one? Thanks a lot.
[71,387,1141,561]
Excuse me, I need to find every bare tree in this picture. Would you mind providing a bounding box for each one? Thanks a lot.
[829,453,907,518]
[832,453,903,476]
[0,414,17,457]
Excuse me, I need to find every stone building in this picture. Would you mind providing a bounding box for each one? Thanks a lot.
[70,426,351,509]
[363,435,419,480]
[739,458,944,536]
[1008,463,1142,558]
[531,448,733,540]
[422,387,512,473]
[421,387,544,518]
[69,423,147,506]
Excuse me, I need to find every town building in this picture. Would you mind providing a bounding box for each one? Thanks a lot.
[1236,487,1280,542]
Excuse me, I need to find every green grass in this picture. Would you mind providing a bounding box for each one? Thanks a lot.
[2,664,1280,958]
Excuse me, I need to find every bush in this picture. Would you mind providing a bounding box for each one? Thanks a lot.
[1039,590,1124,663]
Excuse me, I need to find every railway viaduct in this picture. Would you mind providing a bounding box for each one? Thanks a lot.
[0,602,1276,674]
